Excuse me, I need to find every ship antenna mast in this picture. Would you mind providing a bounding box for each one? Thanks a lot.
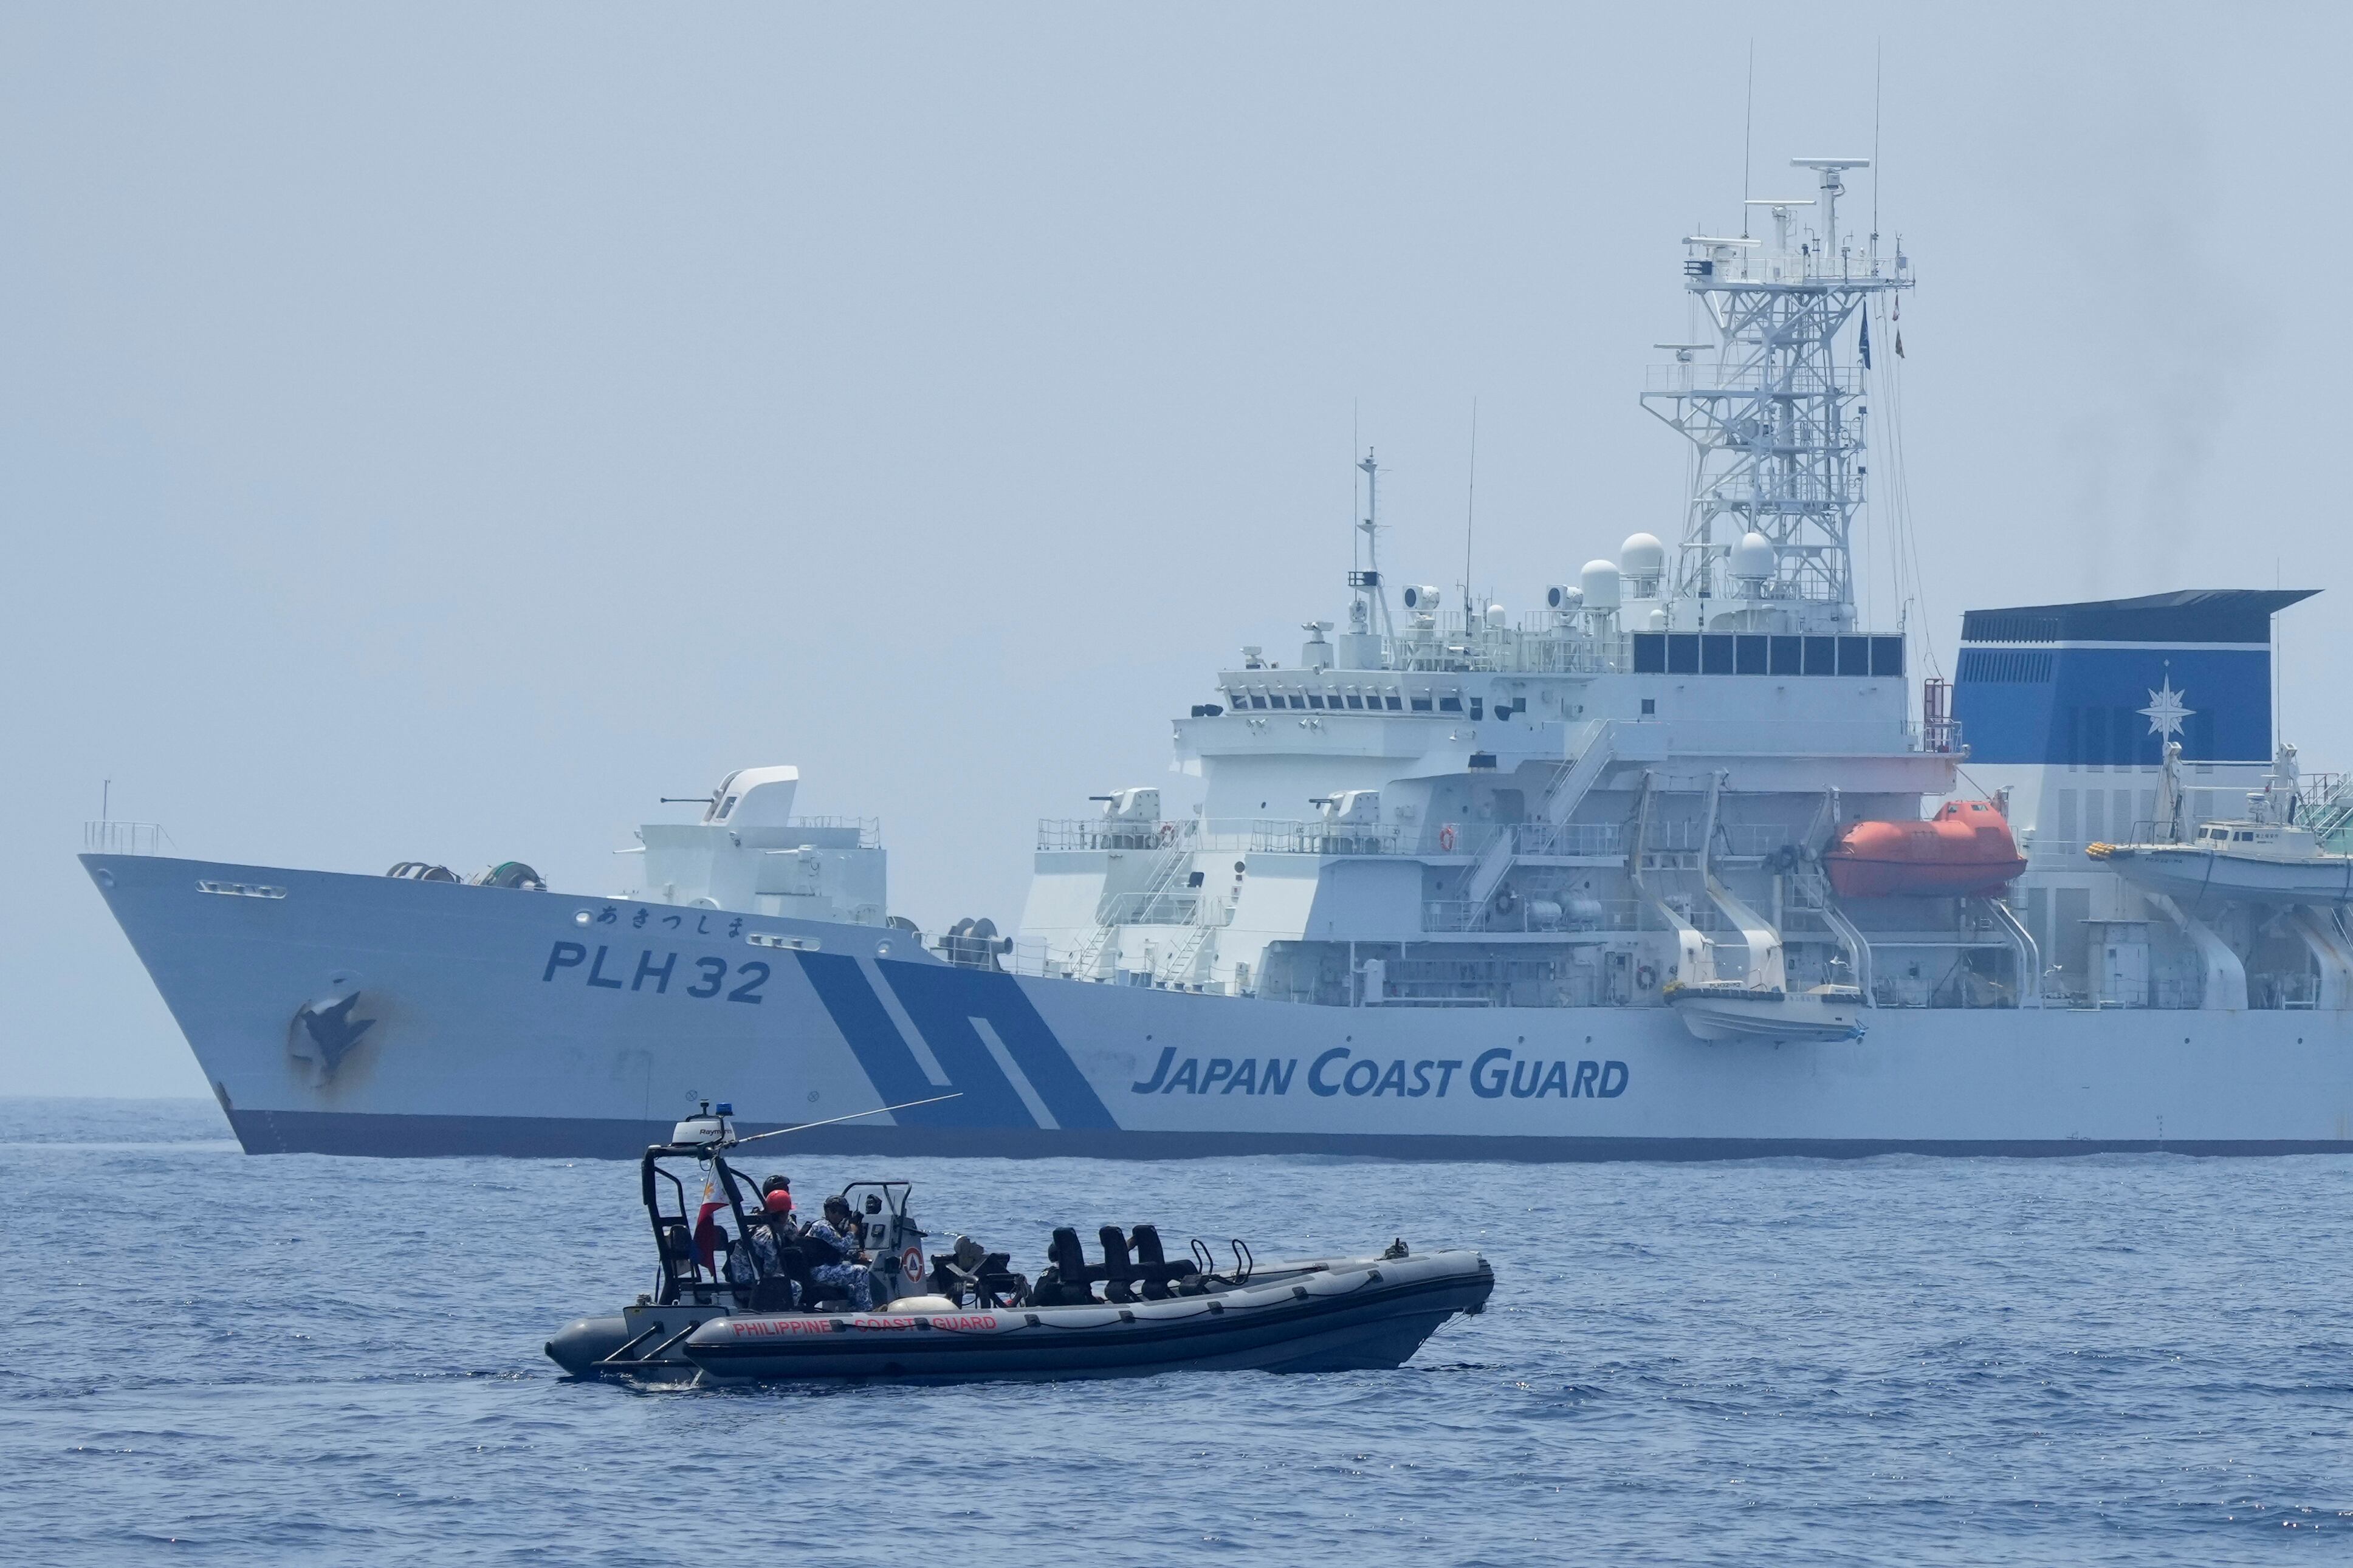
[1351,448,1395,650]
[1641,154,1910,634]
[1460,399,1479,617]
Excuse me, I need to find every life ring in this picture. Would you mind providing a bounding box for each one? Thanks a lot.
[1438,825,1457,852]
[1158,823,1176,846]
[1636,963,1658,990]
[900,1244,925,1284]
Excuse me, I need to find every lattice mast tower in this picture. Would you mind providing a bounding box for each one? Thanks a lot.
[1640,157,1911,634]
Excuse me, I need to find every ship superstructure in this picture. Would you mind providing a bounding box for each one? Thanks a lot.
[1025,158,2016,1019]
[80,156,2353,1159]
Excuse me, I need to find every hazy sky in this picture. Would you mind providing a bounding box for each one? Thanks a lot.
[7,4,2350,1097]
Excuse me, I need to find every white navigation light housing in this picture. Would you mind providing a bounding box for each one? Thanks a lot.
[1579,560,1622,611]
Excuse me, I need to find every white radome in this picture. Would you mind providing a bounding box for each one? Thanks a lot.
[1579,560,1622,609]
[1730,532,1776,583]
[1619,533,1667,580]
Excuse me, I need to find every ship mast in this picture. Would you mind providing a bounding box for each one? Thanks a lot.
[1348,448,1396,656]
[1640,157,1910,634]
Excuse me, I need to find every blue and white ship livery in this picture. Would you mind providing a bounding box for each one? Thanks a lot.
[86,157,2353,1157]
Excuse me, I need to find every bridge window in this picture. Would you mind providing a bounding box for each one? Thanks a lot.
[1344,693,1363,710]
[1836,636,1871,676]
[1802,637,1837,676]
[1667,634,1701,674]
[1384,693,1403,711]
[1438,694,1465,713]
[1410,693,1433,712]
[1306,694,1325,708]
[1735,635,1768,674]
[1632,633,1668,673]
[1769,635,1802,675]
[1700,635,1735,674]
[1870,637,1906,677]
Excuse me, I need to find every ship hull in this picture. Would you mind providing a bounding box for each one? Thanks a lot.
[86,854,2353,1159]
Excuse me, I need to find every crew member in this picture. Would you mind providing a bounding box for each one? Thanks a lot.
[802,1194,874,1311]
[760,1174,796,1229]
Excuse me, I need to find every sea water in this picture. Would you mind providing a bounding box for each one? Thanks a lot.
[4,1098,2349,1565]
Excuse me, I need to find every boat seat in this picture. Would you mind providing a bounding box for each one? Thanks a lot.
[1127,1224,1200,1299]
[1097,1225,1139,1304]
[1030,1227,1100,1306]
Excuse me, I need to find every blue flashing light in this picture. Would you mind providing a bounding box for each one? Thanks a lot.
[715,1102,733,1115]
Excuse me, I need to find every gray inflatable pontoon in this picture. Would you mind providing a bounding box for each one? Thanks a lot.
[546,1104,1493,1386]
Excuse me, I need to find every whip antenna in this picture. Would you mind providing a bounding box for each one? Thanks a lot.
[730,1092,963,1146]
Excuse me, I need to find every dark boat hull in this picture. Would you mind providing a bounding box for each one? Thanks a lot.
[550,1251,1493,1385]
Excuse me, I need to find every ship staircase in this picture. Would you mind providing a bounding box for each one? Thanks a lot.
[1153,918,1219,988]
[1459,721,1619,926]
[2302,773,2353,852]
[1073,834,1197,981]
[1068,922,1117,981]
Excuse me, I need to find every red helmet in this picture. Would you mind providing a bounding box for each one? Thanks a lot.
[764,1190,795,1214]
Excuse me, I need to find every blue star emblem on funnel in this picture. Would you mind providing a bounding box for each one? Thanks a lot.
[2139,679,2193,741]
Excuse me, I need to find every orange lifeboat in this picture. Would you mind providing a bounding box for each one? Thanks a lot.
[1825,799,2027,899]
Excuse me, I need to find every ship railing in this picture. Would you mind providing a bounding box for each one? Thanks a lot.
[1039,817,1791,861]
[1386,617,1616,676]
[1036,818,1409,856]
[83,821,171,857]
[1048,812,1802,861]
[2030,976,2210,1012]
[1003,937,1237,993]
[1093,890,1236,928]
[1643,361,1861,398]
[786,816,881,849]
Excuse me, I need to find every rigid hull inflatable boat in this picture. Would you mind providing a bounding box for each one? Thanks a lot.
[546,1104,1492,1386]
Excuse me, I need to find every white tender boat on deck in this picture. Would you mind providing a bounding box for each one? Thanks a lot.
[2092,745,2353,908]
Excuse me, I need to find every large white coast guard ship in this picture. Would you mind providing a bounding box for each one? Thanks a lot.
[86,158,2353,1157]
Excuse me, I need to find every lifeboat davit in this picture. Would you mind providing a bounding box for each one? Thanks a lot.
[1826,799,2027,899]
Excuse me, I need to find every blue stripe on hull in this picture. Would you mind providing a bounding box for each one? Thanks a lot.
[222,1108,2353,1162]
[792,951,989,1125]
[877,961,1118,1130]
